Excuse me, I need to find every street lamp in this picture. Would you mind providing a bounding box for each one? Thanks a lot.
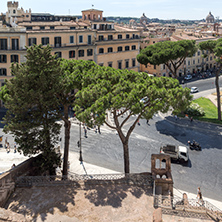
[78,122,83,163]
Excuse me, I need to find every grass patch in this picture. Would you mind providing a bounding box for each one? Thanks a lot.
[192,97,222,124]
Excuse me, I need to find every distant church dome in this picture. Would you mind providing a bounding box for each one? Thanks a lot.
[140,13,148,25]
[206,11,214,23]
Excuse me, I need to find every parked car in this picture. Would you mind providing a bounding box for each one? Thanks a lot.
[184,75,192,80]
[190,87,198,93]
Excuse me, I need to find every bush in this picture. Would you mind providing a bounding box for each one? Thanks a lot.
[185,103,205,116]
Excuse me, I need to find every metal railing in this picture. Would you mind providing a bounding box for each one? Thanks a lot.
[154,194,222,221]
[16,173,153,188]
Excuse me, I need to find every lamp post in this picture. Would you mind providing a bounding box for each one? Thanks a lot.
[79,122,83,163]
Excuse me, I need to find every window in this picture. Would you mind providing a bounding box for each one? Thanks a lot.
[125,46,129,51]
[198,51,200,56]
[79,35,83,43]
[70,36,74,44]
[126,34,130,39]
[55,52,62,58]
[69,50,75,58]
[163,64,165,69]
[108,35,113,40]
[70,27,76,30]
[153,41,155,44]
[118,34,122,39]
[132,45,136,50]
[11,55,18,63]
[118,46,122,52]
[0,68,7,76]
[99,48,104,54]
[26,26,32,30]
[99,63,103,66]
[88,35,92,44]
[132,58,136,67]
[78,50,84,57]
[125,60,129,68]
[184,60,186,65]
[28,38,36,46]
[40,26,45,30]
[50,26,54,30]
[108,47,113,53]
[118,61,122,69]
[11,39,19,50]
[188,61,190,65]
[98,35,104,41]
[0,39,7,50]
[210,56,212,61]
[198,59,200,63]
[0,55,7,63]
[41,37,49,45]
[13,9,16,14]
[193,60,195,65]
[154,65,156,69]
[54,37,61,47]
[108,62,112,67]
[87,49,93,56]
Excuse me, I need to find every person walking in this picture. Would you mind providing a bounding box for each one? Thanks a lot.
[197,187,203,205]
[7,142,10,153]
[84,127,87,138]
[14,142,17,153]
[4,137,7,149]
[190,117,193,122]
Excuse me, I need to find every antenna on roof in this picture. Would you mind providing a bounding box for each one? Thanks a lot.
[92,4,94,8]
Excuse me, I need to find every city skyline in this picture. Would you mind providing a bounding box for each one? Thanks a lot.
[1,0,221,20]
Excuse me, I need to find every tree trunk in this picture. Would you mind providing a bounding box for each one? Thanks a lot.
[215,72,221,121]
[123,141,130,174]
[62,105,71,176]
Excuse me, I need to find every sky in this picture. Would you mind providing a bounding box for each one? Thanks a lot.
[1,0,221,20]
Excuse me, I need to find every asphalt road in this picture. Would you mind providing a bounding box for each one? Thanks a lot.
[182,76,222,92]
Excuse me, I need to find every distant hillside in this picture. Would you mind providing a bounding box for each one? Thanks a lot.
[106,16,203,25]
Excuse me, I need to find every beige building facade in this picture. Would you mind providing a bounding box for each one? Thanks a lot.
[0,1,140,87]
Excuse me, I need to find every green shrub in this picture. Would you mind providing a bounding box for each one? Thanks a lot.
[185,103,205,116]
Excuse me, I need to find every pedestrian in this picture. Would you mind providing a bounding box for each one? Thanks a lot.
[4,137,7,149]
[7,142,10,153]
[137,120,140,126]
[197,187,203,205]
[11,164,16,169]
[146,119,149,125]
[190,117,193,122]
[174,115,177,121]
[98,125,101,134]
[14,142,17,153]
[84,127,87,138]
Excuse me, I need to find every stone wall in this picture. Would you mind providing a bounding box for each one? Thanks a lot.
[0,156,36,207]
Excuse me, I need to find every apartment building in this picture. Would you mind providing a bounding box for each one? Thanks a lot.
[0,22,26,86]
[0,1,140,87]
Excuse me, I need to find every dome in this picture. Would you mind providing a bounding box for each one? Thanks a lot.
[140,13,148,25]
[206,11,214,23]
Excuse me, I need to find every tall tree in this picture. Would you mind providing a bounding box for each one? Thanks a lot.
[74,66,192,174]
[58,59,97,175]
[137,40,197,78]
[199,39,222,121]
[0,45,62,174]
